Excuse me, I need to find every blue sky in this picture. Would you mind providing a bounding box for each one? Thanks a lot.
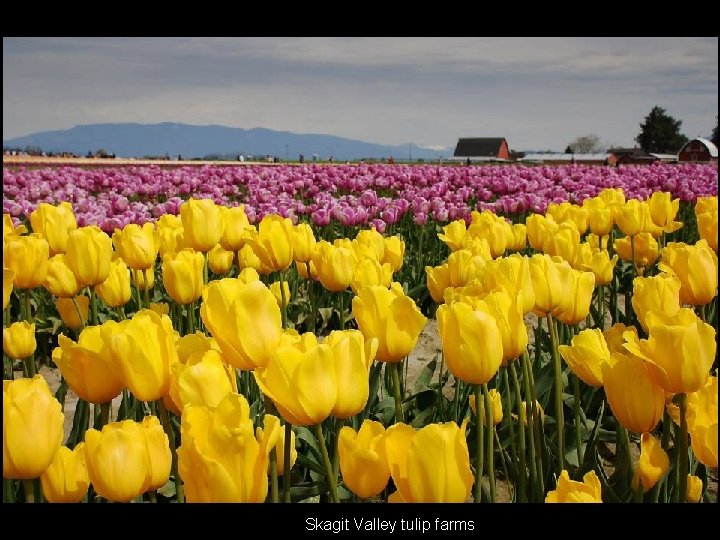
[3,37,718,151]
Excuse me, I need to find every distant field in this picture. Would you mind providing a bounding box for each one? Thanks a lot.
[2,155,272,167]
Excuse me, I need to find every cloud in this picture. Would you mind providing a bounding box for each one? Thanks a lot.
[3,37,717,151]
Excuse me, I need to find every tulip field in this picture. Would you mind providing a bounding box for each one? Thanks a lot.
[2,161,718,504]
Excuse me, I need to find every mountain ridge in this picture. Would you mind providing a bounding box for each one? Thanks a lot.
[3,122,451,161]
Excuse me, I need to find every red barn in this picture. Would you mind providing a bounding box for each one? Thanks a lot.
[453,138,510,162]
[678,138,718,163]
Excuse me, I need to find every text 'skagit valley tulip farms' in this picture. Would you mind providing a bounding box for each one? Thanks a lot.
[2,162,718,504]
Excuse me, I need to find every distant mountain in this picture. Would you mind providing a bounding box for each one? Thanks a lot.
[3,122,451,161]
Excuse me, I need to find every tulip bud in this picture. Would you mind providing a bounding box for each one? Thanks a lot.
[180,199,225,253]
[3,321,36,359]
[339,420,390,498]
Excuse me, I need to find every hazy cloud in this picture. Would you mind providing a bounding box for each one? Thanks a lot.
[3,37,718,151]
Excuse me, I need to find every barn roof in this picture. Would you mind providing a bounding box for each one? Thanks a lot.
[681,138,718,158]
[453,138,507,157]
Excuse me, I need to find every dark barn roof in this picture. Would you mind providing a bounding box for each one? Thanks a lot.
[453,137,506,157]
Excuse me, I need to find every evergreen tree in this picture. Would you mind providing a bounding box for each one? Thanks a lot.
[635,106,688,153]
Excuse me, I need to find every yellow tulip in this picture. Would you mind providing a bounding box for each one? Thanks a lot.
[44,254,80,297]
[514,400,546,426]
[438,219,466,251]
[325,330,379,419]
[3,213,27,239]
[586,233,610,253]
[566,205,589,235]
[546,202,572,225]
[624,308,715,394]
[460,235,492,259]
[355,228,385,261]
[351,258,393,295]
[601,351,664,433]
[3,375,64,479]
[467,213,509,258]
[95,258,131,307]
[112,223,158,270]
[162,249,204,305]
[180,198,225,253]
[245,214,294,272]
[614,233,659,269]
[3,321,36,360]
[178,393,280,502]
[578,249,617,286]
[616,199,660,237]
[168,349,237,411]
[40,444,90,503]
[631,274,681,332]
[85,417,169,502]
[65,226,113,287]
[156,214,183,257]
[254,333,336,426]
[352,284,427,363]
[542,222,580,264]
[552,266,595,326]
[647,191,683,234]
[526,214,558,251]
[219,205,252,252]
[697,209,718,252]
[382,236,405,272]
[149,302,170,316]
[131,267,154,291]
[312,240,357,292]
[52,322,125,404]
[385,421,473,503]
[3,267,14,309]
[468,388,503,425]
[5,233,49,289]
[296,259,318,280]
[509,223,527,252]
[208,244,234,275]
[425,263,451,304]
[201,278,282,370]
[338,420,389,498]
[29,202,77,255]
[695,195,718,215]
[55,296,89,330]
[446,249,485,288]
[682,376,718,469]
[174,331,215,363]
[545,470,602,503]
[602,323,637,355]
[558,329,610,387]
[109,309,178,402]
[658,240,718,306]
[237,243,271,275]
[598,187,626,208]
[633,432,669,492]
[269,280,291,309]
[482,255,535,314]
[529,254,568,316]
[686,475,703,503]
[437,300,502,384]
[480,288,528,364]
[583,197,614,236]
[271,424,297,476]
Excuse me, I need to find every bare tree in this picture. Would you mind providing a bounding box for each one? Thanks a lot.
[566,134,604,153]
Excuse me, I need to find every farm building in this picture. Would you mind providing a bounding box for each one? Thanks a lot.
[678,138,718,163]
[452,138,510,162]
[521,153,611,166]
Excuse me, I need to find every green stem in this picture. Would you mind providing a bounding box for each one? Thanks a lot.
[677,394,688,503]
[100,401,111,426]
[509,362,528,502]
[283,421,292,503]
[72,297,87,329]
[22,289,37,377]
[314,423,339,503]
[502,368,518,482]
[307,263,316,333]
[437,352,445,419]
[522,350,544,499]
[141,270,151,309]
[264,397,279,503]
[203,253,209,286]
[134,282,142,312]
[280,271,288,329]
[633,481,644,503]
[390,362,404,423]
[337,290,345,330]
[331,417,344,497]
[547,314,565,473]
[23,479,34,503]
[652,411,672,503]
[114,306,125,321]
[186,301,195,334]
[475,384,484,503]
[574,376,584,467]
[482,384,495,503]
[156,400,184,503]
[598,285,605,329]
[3,477,16,503]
